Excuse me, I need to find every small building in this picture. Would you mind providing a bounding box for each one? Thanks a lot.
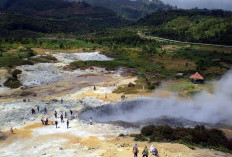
[189,72,204,84]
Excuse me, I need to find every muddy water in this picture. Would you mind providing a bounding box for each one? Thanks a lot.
[24,74,112,98]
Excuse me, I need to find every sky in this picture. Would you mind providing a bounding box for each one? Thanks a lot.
[160,0,232,10]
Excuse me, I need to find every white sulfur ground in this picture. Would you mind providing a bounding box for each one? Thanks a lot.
[16,52,115,87]
[52,52,113,64]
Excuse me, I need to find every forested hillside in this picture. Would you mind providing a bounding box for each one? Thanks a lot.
[138,9,232,45]
[0,0,125,38]
[71,0,173,20]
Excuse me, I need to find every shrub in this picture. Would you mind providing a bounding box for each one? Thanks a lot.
[4,77,22,88]
[11,69,22,78]
[134,125,232,153]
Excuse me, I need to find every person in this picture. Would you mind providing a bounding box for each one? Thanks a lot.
[31,108,36,114]
[61,98,63,104]
[67,120,69,129]
[132,143,139,157]
[105,93,107,99]
[70,110,73,115]
[10,127,13,134]
[55,121,58,128]
[89,117,93,125]
[44,107,47,114]
[150,144,158,156]
[45,118,48,125]
[142,146,149,157]
[36,105,40,112]
[65,112,67,118]
[60,114,64,123]
[54,111,57,118]
[94,86,96,91]
[41,118,44,125]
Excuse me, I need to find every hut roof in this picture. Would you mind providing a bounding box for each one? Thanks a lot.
[189,72,204,80]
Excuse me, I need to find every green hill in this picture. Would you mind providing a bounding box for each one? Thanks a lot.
[0,0,126,38]
[70,0,173,21]
[138,9,232,45]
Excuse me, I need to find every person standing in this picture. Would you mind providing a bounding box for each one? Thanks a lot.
[67,120,69,129]
[55,121,58,128]
[54,111,57,118]
[70,110,73,115]
[89,117,93,125]
[31,108,36,114]
[41,118,44,125]
[44,107,47,114]
[105,93,107,99]
[60,114,64,123]
[132,143,139,157]
[10,127,13,134]
[36,105,40,112]
[45,118,48,125]
[65,112,67,118]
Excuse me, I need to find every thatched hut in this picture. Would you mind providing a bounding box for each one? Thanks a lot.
[189,72,204,84]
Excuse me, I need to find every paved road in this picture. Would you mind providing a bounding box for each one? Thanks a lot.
[138,32,232,48]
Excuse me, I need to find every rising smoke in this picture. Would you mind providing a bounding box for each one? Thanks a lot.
[161,0,232,11]
[80,70,232,125]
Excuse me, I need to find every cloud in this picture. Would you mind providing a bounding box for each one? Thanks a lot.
[161,0,232,10]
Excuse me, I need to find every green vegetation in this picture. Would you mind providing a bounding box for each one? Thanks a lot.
[138,9,232,45]
[4,69,22,88]
[0,38,99,50]
[72,0,172,21]
[173,47,232,77]
[131,125,232,153]
[0,48,35,68]
[0,0,125,38]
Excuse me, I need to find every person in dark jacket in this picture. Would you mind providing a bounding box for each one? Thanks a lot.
[67,120,69,129]
[60,114,64,123]
[55,121,58,128]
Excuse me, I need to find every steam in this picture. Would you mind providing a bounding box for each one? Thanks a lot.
[161,0,232,11]
[81,70,232,125]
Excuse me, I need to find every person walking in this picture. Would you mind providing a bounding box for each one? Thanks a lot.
[67,120,69,129]
[132,143,139,157]
[142,146,149,157]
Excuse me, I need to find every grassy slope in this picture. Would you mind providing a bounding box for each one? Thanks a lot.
[70,0,172,21]
[0,0,125,37]
[138,9,232,45]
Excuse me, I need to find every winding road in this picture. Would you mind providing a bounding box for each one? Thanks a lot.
[138,31,232,48]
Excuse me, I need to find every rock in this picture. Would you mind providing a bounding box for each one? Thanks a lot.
[128,82,135,87]
[30,117,35,121]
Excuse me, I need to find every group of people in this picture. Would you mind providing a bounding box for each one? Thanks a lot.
[54,110,73,129]
[133,144,158,157]
[31,106,47,115]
